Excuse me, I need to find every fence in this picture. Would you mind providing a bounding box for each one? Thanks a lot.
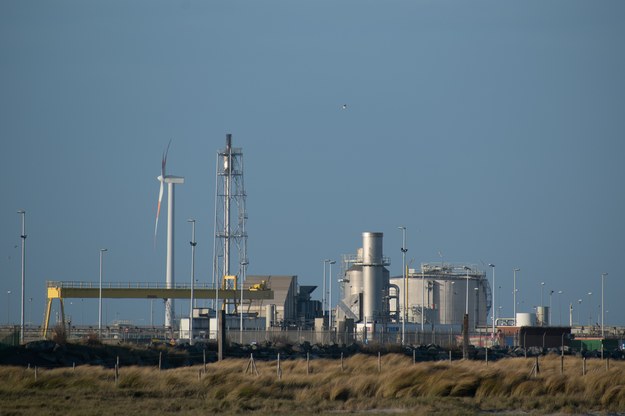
[1,324,485,348]
[0,326,19,348]
[223,327,464,348]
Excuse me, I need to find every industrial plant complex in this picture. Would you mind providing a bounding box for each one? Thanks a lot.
[4,134,621,356]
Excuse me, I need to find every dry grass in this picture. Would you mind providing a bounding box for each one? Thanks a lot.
[0,354,624,415]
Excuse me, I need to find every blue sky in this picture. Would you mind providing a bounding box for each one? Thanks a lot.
[1,1,624,328]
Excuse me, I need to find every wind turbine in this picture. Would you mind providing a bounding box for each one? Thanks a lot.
[155,140,184,330]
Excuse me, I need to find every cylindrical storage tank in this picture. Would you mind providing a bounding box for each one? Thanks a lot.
[362,232,383,323]
[516,312,536,327]
[342,266,363,321]
[266,304,276,329]
[346,267,363,297]
[536,306,549,326]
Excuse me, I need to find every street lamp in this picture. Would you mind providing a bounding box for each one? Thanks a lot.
[322,259,329,327]
[474,287,479,326]
[557,290,563,325]
[240,260,248,344]
[601,272,608,338]
[187,219,196,345]
[328,260,336,331]
[463,266,471,315]
[587,292,593,326]
[462,266,471,361]
[99,248,108,338]
[6,291,11,325]
[421,266,425,332]
[488,264,495,338]
[398,226,407,345]
[513,268,520,326]
[549,290,554,326]
[17,210,26,343]
[577,299,582,326]
[451,281,455,324]
[540,282,545,306]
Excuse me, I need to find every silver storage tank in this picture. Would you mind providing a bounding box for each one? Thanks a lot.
[516,312,537,327]
[536,306,550,326]
[347,266,363,297]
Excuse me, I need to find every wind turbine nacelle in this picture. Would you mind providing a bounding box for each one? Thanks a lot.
[163,175,185,184]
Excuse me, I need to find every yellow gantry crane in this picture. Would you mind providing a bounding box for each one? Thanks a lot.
[43,281,273,338]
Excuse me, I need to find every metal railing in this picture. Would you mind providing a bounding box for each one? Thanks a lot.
[47,281,220,290]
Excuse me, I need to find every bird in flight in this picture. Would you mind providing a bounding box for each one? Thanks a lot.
[341,104,347,110]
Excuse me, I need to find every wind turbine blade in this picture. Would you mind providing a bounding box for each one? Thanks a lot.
[154,139,171,245]
[162,138,172,177]
[155,180,164,239]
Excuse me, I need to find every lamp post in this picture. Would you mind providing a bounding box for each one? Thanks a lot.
[240,260,248,344]
[474,287,479,326]
[540,282,545,326]
[328,260,336,332]
[421,267,425,332]
[558,290,563,325]
[601,273,608,338]
[17,210,26,343]
[488,264,495,338]
[187,219,196,345]
[577,299,582,326]
[6,291,11,325]
[587,292,593,326]
[451,281,455,324]
[513,268,520,326]
[549,290,554,326]
[322,260,328,327]
[398,226,407,345]
[98,248,108,338]
[463,266,471,315]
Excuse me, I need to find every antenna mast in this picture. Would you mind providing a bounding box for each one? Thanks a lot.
[212,134,248,313]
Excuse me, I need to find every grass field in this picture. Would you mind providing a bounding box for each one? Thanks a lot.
[1,354,624,415]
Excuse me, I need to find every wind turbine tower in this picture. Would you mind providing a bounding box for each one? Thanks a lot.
[212,134,248,313]
[155,141,184,330]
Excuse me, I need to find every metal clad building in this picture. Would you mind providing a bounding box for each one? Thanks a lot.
[245,275,298,327]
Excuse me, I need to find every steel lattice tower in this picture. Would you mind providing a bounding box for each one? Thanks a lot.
[212,134,248,313]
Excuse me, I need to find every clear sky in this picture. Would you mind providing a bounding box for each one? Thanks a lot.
[1,1,624,328]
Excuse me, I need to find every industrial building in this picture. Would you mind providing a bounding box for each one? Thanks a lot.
[179,275,321,340]
[244,275,320,328]
[335,232,492,333]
